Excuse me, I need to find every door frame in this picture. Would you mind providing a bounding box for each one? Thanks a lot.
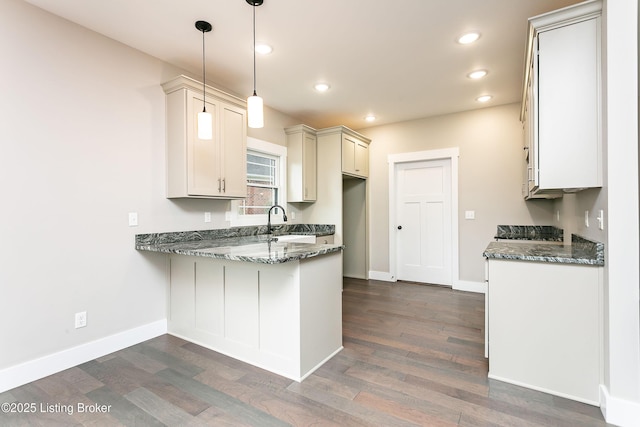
[388,148,459,287]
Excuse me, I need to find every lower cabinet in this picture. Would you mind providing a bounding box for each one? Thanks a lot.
[486,259,602,404]
[168,252,343,381]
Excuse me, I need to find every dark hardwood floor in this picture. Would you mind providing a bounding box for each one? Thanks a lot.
[1,278,611,426]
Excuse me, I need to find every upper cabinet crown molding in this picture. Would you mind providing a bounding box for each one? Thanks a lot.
[162,75,246,110]
[162,75,247,199]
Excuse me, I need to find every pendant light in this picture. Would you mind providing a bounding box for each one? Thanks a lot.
[195,20,213,140]
[247,0,264,128]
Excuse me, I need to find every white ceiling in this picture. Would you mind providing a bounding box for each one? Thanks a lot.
[24,0,582,129]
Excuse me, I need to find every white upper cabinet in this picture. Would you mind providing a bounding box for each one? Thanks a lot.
[342,134,369,178]
[341,131,370,179]
[286,124,317,202]
[162,75,247,199]
[521,0,602,199]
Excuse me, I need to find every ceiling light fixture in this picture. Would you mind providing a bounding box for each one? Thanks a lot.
[255,43,272,55]
[457,32,480,44]
[365,114,376,123]
[195,20,213,140]
[314,83,330,92]
[247,0,264,129]
[467,69,488,79]
[476,95,493,103]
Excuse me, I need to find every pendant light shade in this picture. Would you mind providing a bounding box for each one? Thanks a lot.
[247,0,264,128]
[197,110,213,140]
[195,20,213,140]
[247,92,264,128]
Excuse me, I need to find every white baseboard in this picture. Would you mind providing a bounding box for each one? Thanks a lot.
[453,280,486,294]
[489,372,599,406]
[0,319,167,394]
[600,384,640,427]
[368,271,396,282]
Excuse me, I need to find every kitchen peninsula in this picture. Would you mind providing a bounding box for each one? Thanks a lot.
[136,224,343,381]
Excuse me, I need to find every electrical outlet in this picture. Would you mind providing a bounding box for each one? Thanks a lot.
[204,212,211,223]
[465,210,475,220]
[75,311,87,329]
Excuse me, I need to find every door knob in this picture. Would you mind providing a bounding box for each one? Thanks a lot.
[397,225,402,230]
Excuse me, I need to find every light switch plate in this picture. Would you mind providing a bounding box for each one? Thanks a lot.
[465,210,475,220]
[128,212,138,227]
[204,212,211,223]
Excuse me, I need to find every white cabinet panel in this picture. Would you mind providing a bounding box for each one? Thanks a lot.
[224,266,259,347]
[168,257,195,330]
[487,259,602,404]
[195,261,224,336]
[537,18,600,190]
[286,125,317,202]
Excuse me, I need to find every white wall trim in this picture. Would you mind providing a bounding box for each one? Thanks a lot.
[453,280,486,294]
[600,384,640,427]
[368,270,396,282]
[388,148,460,284]
[0,319,167,394]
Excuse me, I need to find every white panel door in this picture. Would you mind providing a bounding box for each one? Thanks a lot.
[396,159,452,285]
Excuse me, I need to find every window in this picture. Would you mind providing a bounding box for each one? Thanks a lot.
[230,137,287,226]
[239,151,279,215]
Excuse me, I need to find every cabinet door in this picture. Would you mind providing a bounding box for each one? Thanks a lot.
[188,93,221,196]
[302,132,317,200]
[537,18,600,189]
[354,140,368,177]
[342,136,356,175]
[219,103,247,198]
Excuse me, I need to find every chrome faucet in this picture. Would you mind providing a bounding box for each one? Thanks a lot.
[267,204,287,234]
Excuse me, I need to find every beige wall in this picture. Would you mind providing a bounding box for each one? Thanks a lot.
[0,0,301,373]
[358,103,555,283]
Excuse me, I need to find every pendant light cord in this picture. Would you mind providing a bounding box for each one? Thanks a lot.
[252,4,257,96]
[202,27,207,112]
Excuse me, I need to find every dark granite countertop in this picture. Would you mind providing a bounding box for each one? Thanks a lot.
[483,234,604,266]
[135,224,343,264]
[495,225,563,241]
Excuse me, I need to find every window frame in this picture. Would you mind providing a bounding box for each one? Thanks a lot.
[229,137,287,227]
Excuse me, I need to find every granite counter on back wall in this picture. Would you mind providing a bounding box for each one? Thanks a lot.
[495,225,563,241]
[135,224,343,264]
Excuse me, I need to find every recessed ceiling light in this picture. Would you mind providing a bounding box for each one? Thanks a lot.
[254,43,272,55]
[364,114,376,122]
[314,83,330,92]
[457,32,481,44]
[467,69,488,79]
[476,95,492,103]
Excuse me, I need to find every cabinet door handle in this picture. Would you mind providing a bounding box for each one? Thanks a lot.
[222,178,226,193]
[397,225,403,230]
